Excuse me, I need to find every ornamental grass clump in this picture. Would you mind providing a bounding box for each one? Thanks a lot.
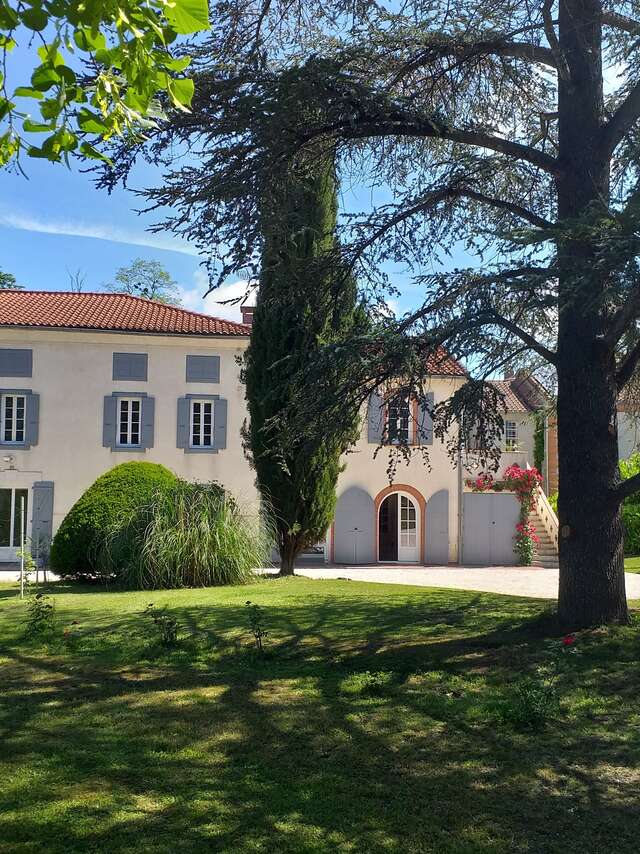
[101,480,273,589]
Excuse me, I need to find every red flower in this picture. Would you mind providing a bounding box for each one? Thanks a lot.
[561,635,576,646]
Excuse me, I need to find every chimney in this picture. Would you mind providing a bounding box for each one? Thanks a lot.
[503,366,514,380]
[241,305,254,327]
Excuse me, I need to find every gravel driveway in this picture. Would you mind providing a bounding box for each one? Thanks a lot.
[289,564,640,600]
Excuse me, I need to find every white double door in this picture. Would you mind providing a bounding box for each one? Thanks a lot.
[379,492,420,563]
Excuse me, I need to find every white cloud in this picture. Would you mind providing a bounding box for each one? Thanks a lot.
[178,272,256,322]
[0,209,199,256]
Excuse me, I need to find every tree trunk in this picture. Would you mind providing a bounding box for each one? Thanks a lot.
[279,534,299,576]
[555,0,629,629]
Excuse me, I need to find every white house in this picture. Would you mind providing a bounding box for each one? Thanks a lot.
[0,290,557,568]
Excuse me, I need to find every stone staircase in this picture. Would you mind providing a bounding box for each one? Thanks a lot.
[530,507,559,568]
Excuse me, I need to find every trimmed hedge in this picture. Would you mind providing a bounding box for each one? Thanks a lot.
[50,462,177,577]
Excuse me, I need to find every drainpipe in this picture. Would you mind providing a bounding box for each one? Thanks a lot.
[457,443,464,565]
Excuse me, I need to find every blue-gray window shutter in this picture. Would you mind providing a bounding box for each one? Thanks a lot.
[186,355,220,383]
[0,349,32,377]
[367,391,384,443]
[141,396,155,449]
[25,392,39,447]
[417,392,434,445]
[103,395,117,448]
[31,481,54,560]
[112,352,148,381]
[426,489,449,564]
[213,398,227,450]
[177,397,190,448]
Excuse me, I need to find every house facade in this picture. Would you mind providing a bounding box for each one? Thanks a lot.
[0,290,553,567]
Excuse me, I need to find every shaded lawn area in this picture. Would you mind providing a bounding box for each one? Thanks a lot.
[0,578,639,854]
[625,556,640,573]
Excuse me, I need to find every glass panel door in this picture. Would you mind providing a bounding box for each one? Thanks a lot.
[0,489,11,547]
[398,494,419,562]
[0,488,29,551]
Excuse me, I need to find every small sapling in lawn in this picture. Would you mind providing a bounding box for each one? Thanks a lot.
[143,603,180,647]
[245,600,268,653]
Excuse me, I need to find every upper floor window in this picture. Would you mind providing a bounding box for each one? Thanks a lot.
[117,397,142,447]
[505,420,518,451]
[1,393,26,444]
[190,399,214,448]
[387,396,411,444]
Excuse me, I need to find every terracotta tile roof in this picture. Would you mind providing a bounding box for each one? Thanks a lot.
[489,379,534,413]
[0,290,250,337]
[425,346,466,377]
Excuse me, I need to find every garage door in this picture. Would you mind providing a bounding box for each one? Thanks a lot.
[462,493,520,565]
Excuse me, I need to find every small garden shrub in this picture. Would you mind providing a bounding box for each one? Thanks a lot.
[245,600,268,653]
[51,462,177,578]
[25,592,55,637]
[494,634,578,731]
[495,676,559,731]
[101,480,273,589]
[143,603,180,647]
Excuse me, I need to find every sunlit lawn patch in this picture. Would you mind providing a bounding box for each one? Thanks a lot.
[0,578,638,853]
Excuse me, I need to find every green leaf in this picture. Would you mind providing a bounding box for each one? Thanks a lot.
[73,28,107,52]
[31,66,60,92]
[13,87,44,100]
[77,108,108,133]
[40,98,63,121]
[37,44,64,66]
[167,77,194,111]
[0,98,14,122]
[23,118,54,133]
[0,4,19,29]
[80,141,112,164]
[164,0,210,34]
[56,65,77,85]
[20,7,48,31]
[163,55,191,73]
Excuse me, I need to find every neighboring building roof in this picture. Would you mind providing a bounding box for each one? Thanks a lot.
[425,346,466,377]
[489,376,549,413]
[0,290,250,337]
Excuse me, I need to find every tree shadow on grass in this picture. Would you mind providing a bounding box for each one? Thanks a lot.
[0,589,639,853]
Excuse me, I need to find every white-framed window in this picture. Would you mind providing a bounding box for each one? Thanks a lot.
[387,396,411,444]
[190,399,214,448]
[0,393,26,444]
[117,397,142,447]
[505,420,518,451]
[0,487,28,548]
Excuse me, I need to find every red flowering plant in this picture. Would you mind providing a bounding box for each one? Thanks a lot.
[503,465,543,565]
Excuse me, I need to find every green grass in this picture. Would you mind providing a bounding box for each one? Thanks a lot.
[625,556,640,573]
[1,578,639,854]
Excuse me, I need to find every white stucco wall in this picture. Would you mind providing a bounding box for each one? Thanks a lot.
[1,326,543,566]
[332,377,467,564]
[0,328,257,545]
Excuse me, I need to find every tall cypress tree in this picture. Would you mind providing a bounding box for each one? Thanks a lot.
[243,145,363,575]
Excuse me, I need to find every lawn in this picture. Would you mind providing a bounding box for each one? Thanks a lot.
[1,578,639,854]
[625,556,640,573]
